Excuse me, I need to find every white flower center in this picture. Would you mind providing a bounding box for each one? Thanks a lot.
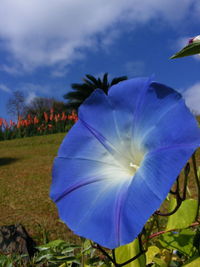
[125,145,146,177]
[102,142,146,184]
[129,162,139,170]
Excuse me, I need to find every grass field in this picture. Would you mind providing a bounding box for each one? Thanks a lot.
[0,133,80,245]
[0,132,199,247]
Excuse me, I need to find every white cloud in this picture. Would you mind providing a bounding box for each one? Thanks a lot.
[0,84,11,93]
[0,64,22,75]
[183,82,200,115]
[25,91,37,105]
[0,0,198,71]
[20,83,51,95]
[20,83,57,105]
[123,60,145,77]
[51,68,69,78]
[100,29,121,49]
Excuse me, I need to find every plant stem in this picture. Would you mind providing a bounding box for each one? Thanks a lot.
[143,221,200,243]
[192,153,200,221]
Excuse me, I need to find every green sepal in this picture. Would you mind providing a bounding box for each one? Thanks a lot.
[170,42,200,59]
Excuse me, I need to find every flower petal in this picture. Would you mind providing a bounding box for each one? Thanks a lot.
[57,120,118,165]
[119,146,196,245]
[132,82,200,151]
[107,77,151,145]
[79,89,119,145]
[51,156,132,248]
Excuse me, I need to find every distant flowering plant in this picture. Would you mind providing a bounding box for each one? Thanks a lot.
[0,110,78,141]
[171,34,200,59]
[50,77,200,249]
[188,35,200,44]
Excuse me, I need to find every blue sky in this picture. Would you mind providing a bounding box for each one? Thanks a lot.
[0,0,200,121]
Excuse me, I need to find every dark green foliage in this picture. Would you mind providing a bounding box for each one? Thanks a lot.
[24,97,67,119]
[63,73,127,110]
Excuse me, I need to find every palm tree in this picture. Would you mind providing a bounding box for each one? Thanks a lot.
[63,73,127,110]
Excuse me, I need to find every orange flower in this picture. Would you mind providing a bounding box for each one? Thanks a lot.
[50,113,54,121]
[18,116,22,122]
[17,120,21,128]
[34,116,39,124]
[68,111,78,122]
[24,120,28,126]
[10,120,14,126]
[61,112,67,120]
[44,112,48,122]
[54,114,59,122]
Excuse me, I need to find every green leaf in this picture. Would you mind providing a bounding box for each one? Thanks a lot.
[59,263,68,267]
[166,199,197,231]
[37,239,67,249]
[170,42,200,59]
[62,247,77,253]
[152,257,168,267]
[146,246,160,265]
[197,167,200,178]
[183,256,200,267]
[81,239,92,254]
[183,256,200,266]
[35,253,53,262]
[159,229,195,256]
[53,255,76,260]
[115,239,146,267]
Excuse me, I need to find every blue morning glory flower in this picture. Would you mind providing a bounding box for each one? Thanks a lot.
[50,77,200,249]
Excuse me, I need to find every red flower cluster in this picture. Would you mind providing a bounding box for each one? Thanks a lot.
[0,110,78,141]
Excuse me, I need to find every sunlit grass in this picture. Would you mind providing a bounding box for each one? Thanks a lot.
[0,133,79,245]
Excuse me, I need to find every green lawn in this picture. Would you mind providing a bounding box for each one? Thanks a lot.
[0,132,199,246]
[0,133,79,244]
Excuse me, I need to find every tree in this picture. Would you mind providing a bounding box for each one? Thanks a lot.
[24,97,67,118]
[7,90,25,120]
[63,73,127,110]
